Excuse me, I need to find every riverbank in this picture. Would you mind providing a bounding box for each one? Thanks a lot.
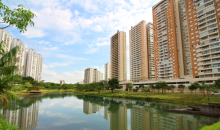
[72,90,220,106]
[10,89,220,106]
[201,121,220,130]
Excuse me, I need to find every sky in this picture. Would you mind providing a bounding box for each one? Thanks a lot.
[2,0,160,83]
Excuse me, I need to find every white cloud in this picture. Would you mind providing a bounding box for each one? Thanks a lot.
[68,0,98,12]
[75,10,79,16]
[92,25,103,32]
[22,28,47,38]
[49,63,70,68]
[39,40,50,44]
[57,54,87,60]
[96,41,109,46]
[84,47,99,53]
[42,64,84,83]
[44,47,59,50]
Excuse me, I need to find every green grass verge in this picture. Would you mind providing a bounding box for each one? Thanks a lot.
[73,90,220,106]
[201,121,220,130]
[0,114,19,130]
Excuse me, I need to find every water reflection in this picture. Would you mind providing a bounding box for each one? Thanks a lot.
[0,93,219,130]
[0,101,39,130]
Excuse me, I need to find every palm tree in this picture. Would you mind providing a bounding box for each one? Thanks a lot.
[0,41,20,107]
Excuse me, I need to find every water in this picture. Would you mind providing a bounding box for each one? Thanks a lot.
[0,92,219,130]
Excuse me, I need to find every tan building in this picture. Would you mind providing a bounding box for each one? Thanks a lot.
[110,30,127,81]
[153,0,185,80]
[129,20,149,81]
[147,22,155,79]
[0,29,12,54]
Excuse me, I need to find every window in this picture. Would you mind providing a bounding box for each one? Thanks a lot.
[195,71,198,73]
[194,58,196,60]
[194,67,197,69]
[194,62,197,64]
[193,49,196,51]
[193,53,196,56]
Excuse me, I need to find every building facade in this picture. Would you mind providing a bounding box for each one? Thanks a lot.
[11,39,27,76]
[35,54,43,82]
[84,68,103,84]
[129,20,149,81]
[0,29,12,53]
[110,30,127,81]
[25,49,37,79]
[147,22,156,80]
[104,63,111,81]
[153,0,185,80]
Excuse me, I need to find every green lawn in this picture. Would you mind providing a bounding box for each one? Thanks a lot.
[73,90,220,106]
[200,121,220,130]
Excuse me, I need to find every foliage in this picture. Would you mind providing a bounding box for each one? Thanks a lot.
[189,82,201,94]
[108,78,119,93]
[155,81,167,93]
[0,114,19,130]
[178,84,185,93]
[214,78,220,89]
[200,121,220,130]
[22,76,34,82]
[0,1,36,32]
[126,83,133,91]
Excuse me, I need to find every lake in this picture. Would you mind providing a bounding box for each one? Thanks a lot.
[0,92,219,130]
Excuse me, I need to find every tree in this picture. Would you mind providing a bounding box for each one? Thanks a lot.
[108,78,119,93]
[139,84,144,92]
[214,78,220,89]
[206,84,214,101]
[188,85,194,94]
[170,85,176,93]
[155,81,167,93]
[0,1,36,32]
[191,82,201,94]
[178,84,185,93]
[200,81,207,97]
[165,85,172,93]
[126,83,133,91]
[22,76,34,82]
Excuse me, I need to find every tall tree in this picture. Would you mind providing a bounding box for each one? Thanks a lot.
[200,81,207,97]
[126,83,133,91]
[214,78,220,89]
[155,81,167,93]
[108,78,119,93]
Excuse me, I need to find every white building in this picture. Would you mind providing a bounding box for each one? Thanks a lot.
[104,63,111,81]
[11,39,27,76]
[25,49,37,79]
[84,67,94,84]
[84,67,103,84]
[35,54,43,82]
[0,29,12,53]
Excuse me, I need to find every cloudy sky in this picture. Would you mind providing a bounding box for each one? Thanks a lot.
[2,0,159,83]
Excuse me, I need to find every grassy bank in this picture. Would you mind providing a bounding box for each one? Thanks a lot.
[0,114,19,130]
[9,89,220,106]
[72,90,220,106]
[201,121,220,130]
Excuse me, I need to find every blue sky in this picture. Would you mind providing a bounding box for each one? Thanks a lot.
[2,0,159,83]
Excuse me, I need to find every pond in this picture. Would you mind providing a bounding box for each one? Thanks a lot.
[0,92,219,130]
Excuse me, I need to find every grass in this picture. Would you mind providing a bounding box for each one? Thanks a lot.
[0,114,19,130]
[201,121,220,130]
[72,90,220,106]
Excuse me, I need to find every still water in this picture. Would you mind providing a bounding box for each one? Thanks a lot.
[0,92,219,130]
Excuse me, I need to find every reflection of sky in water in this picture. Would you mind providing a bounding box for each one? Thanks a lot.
[1,93,219,130]
[35,96,110,130]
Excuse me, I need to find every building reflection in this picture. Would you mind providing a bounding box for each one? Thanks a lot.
[0,101,39,130]
[102,98,219,130]
[83,101,103,115]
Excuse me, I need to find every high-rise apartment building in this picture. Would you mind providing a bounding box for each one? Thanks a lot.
[104,63,111,81]
[84,67,94,84]
[25,49,37,79]
[93,69,103,82]
[195,0,220,78]
[147,22,156,80]
[35,54,43,82]
[11,39,27,76]
[129,20,149,81]
[0,29,12,53]
[84,67,103,84]
[178,0,220,78]
[152,0,185,80]
[110,30,127,81]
